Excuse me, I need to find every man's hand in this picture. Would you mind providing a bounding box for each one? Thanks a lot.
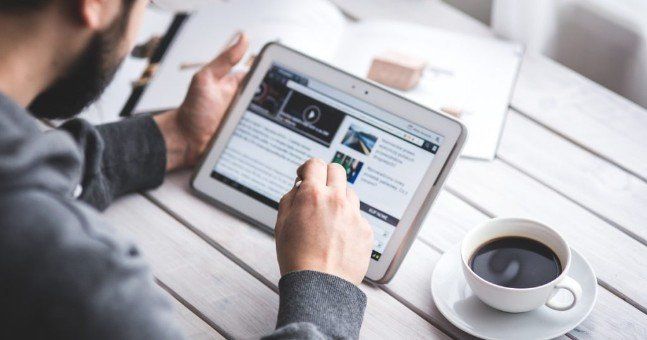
[154,32,249,171]
[275,158,374,286]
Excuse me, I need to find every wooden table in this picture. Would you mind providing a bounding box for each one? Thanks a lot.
[102,1,647,338]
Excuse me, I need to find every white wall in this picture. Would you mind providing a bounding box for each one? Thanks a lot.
[441,0,492,25]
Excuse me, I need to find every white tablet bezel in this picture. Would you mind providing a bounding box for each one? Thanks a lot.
[192,43,466,283]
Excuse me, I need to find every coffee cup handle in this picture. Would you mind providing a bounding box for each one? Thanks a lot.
[545,276,582,311]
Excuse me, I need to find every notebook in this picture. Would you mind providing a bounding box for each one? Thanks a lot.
[134,0,523,160]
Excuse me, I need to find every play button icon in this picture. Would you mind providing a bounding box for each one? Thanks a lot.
[302,105,322,124]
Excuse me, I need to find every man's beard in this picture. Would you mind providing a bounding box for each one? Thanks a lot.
[28,15,128,120]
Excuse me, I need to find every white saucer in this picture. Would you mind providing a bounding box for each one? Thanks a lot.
[431,244,597,340]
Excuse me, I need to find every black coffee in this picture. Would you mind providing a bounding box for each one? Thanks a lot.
[469,236,562,289]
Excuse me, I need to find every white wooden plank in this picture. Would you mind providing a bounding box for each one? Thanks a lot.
[418,190,489,251]
[498,112,647,243]
[413,192,647,339]
[147,172,450,339]
[446,159,647,309]
[149,171,646,339]
[169,296,225,339]
[512,54,647,180]
[392,238,646,340]
[102,195,278,339]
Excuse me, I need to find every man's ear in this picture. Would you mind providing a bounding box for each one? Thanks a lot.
[75,0,120,30]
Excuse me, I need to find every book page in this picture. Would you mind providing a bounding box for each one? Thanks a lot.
[332,20,524,160]
[136,0,347,114]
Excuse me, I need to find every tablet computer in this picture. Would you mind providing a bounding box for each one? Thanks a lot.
[192,43,467,283]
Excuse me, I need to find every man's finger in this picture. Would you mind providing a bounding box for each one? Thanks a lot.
[297,158,327,186]
[232,71,247,84]
[221,71,247,91]
[327,163,347,188]
[217,74,243,102]
[346,187,360,210]
[219,71,247,87]
[203,32,249,79]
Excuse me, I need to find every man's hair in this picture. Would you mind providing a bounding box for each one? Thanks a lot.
[0,0,49,10]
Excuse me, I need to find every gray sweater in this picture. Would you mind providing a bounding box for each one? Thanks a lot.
[0,91,366,339]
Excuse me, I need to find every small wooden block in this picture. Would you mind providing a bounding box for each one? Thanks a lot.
[367,51,427,90]
[440,107,463,118]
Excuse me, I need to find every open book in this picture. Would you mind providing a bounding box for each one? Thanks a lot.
[135,0,523,160]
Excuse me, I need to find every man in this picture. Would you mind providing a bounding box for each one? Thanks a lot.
[0,0,374,339]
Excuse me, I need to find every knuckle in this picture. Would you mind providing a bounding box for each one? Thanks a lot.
[328,196,346,211]
[298,181,315,192]
[331,163,347,178]
[191,71,209,86]
[330,189,347,205]
[301,184,323,203]
[224,50,237,65]
[303,158,315,167]
[306,158,324,168]
[331,162,345,173]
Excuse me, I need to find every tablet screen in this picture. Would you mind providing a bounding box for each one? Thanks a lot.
[211,64,444,260]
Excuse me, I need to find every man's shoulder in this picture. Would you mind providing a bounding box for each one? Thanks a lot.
[1,188,95,245]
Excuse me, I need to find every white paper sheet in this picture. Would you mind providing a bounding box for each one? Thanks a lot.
[333,21,524,160]
[133,1,523,160]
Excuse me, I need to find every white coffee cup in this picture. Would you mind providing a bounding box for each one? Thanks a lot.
[461,218,582,313]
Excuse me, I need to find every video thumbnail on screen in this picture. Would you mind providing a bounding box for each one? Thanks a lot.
[331,151,364,184]
[282,91,345,146]
[251,81,288,117]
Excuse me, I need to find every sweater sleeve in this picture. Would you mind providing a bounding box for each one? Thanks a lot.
[58,116,166,210]
[263,270,367,339]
